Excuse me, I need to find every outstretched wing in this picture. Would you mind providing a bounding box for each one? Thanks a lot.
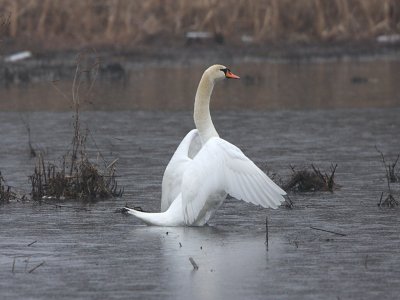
[182,137,286,224]
[161,129,201,212]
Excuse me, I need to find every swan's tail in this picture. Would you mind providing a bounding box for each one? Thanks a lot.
[121,207,137,215]
[122,207,159,225]
[122,204,184,227]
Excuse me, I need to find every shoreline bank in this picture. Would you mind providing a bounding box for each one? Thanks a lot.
[1,42,400,87]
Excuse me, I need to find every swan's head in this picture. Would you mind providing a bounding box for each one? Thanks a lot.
[205,64,240,82]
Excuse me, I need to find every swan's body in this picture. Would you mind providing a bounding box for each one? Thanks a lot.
[125,65,286,226]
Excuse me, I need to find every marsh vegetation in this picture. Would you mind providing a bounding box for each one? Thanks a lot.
[27,54,123,202]
[376,147,399,208]
[0,172,14,204]
[283,164,338,193]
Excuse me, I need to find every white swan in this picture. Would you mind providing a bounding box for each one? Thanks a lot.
[124,64,286,226]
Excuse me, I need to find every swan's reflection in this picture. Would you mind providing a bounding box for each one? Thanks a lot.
[130,225,284,299]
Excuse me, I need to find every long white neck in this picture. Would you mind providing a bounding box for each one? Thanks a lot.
[194,72,219,144]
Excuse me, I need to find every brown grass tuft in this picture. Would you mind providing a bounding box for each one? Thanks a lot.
[283,164,338,193]
[30,152,123,202]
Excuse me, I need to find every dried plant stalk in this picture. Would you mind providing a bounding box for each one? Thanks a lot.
[30,53,123,202]
[376,147,399,208]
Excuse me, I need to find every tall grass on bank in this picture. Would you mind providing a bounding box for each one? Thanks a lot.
[30,53,123,202]
[0,0,399,50]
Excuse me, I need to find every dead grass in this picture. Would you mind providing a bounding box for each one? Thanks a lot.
[30,150,123,202]
[0,172,20,204]
[0,0,399,50]
[260,163,336,208]
[386,154,400,183]
[376,147,399,208]
[283,164,338,193]
[29,53,123,202]
[378,191,398,208]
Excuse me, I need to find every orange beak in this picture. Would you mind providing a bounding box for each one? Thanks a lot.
[226,70,240,79]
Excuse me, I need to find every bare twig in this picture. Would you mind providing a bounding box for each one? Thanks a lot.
[284,194,294,209]
[19,115,37,158]
[378,192,384,207]
[12,257,16,273]
[265,216,269,250]
[189,257,199,270]
[310,226,346,236]
[27,240,37,247]
[376,146,392,191]
[107,158,119,170]
[28,261,45,273]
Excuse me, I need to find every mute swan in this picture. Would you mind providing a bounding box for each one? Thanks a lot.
[124,64,286,226]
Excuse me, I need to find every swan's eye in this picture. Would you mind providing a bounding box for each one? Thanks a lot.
[220,68,228,75]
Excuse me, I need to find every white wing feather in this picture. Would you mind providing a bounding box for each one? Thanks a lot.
[181,137,286,224]
[161,129,201,211]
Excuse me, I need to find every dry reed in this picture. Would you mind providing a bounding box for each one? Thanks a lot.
[384,154,400,183]
[376,147,399,208]
[0,0,399,50]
